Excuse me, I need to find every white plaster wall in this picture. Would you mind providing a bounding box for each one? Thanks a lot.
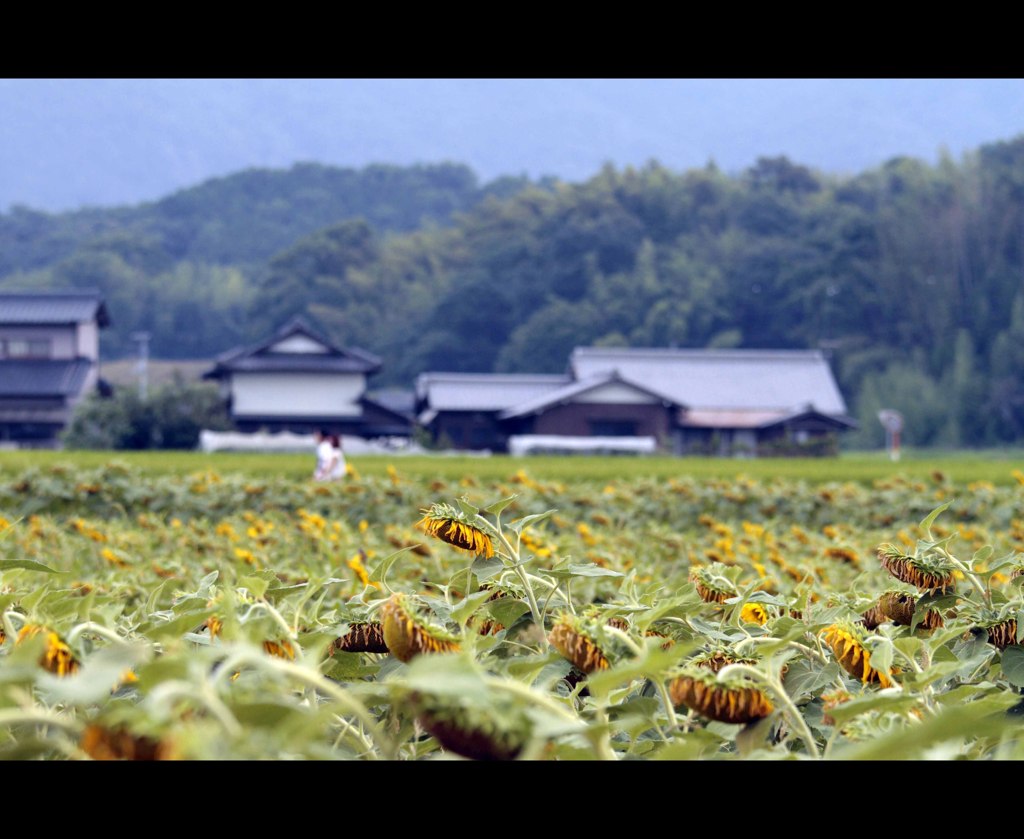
[574,382,658,404]
[76,322,99,360]
[269,335,329,354]
[232,372,365,416]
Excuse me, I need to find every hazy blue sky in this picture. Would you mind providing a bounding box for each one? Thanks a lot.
[3,78,1024,211]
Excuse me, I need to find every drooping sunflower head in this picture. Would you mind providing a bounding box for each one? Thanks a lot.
[821,621,893,687]
[820,688,854,726]
[979,617,1020,650]
[16,623,79,677]
[416,503,495,557]
[874,589,945,630]
[547,612,622,675]
[80,724,177,761]
[667,665,773,724]
[877,544,956,593]
[690,562,739,604]
[410,692,531,761]
[691,647,758,673]
[262,639,296,660]
[468,583,527,637]
[332,621,389,654]
[380,593,461,663]
[860,603,887,630]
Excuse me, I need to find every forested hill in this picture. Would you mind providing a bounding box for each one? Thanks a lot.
[0,162,539,274]
[6,140,1024,448]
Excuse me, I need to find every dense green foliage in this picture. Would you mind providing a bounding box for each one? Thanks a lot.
[8,140,1024,446]
[62,380,231,450]
[0,163,541,358]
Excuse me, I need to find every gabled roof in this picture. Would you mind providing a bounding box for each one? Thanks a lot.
[415,373,569,415]
[756,408,858,430]
[204,316,381,378]
[570,347,848,415]
[0,359,93,397]
[680,407,858,430]
[498,371,687,420]
[0,289,109,327]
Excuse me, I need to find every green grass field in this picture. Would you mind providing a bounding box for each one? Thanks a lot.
[1,448,1022,485]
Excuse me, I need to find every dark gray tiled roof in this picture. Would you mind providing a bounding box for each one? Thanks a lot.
[205,316,380,377]
[415,373,569,411]
[570,348,849,414]
[0,359,92,396]
[498,371,687,420]
[0,290,109,327]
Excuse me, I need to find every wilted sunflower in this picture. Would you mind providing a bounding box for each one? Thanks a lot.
[262,639,296,660]
[820,688,854,727]
[981,618,1020,650]
[876,590,944,630]
[860,603,888,630]
[469,586,526,636]
[644,628,676,650]
[692,648,758,674]
[668,666,773,724]
[411,693,531,761]
[80,725,177,761]
[416,503,495,557]
[203,616,223,639]
[877,544,956,593]
[332,621,389,654]
[690,562,739,604]
[821,622,893,687]
[16,623,79,677]
[380,593,460,663]
[548,613,610,674]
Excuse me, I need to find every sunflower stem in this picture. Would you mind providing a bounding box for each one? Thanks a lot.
[602,626,677,728]
[655,679,679,730]
[591,703,618,761]
[216,648,397,758]
[717,663,820,759]
[146,680,243,738]
[0,708,81,733]
[939,547,989,602]
[488,519,546,637]
[331,714,378,758]
[66,621,130,647]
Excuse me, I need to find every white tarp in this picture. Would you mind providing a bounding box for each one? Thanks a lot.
[198,430,423,454]
[507,435,657,455]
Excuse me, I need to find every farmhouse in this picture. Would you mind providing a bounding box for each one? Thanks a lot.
[417,347,856,456]
[0,289,110,447]
[203,317,410,438]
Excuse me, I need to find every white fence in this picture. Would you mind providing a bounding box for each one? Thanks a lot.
[198,430,423,454]
[507,435,657,455]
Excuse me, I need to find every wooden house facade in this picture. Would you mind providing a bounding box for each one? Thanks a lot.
[417,348,856,456]
[204,317,410,438]
[0,290,110,447]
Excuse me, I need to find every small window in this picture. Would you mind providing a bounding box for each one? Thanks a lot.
[1,339,51,359]
[589,420,638,437]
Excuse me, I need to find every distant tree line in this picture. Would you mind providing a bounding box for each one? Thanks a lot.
[6,144,1024,448]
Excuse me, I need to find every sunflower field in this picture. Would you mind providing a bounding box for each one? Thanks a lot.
[2,460,1024,760]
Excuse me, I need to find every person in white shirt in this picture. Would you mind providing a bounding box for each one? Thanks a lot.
[314,430,345,481]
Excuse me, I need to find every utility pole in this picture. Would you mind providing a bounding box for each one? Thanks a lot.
[131,331,150,400]
[878,409,903,462]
